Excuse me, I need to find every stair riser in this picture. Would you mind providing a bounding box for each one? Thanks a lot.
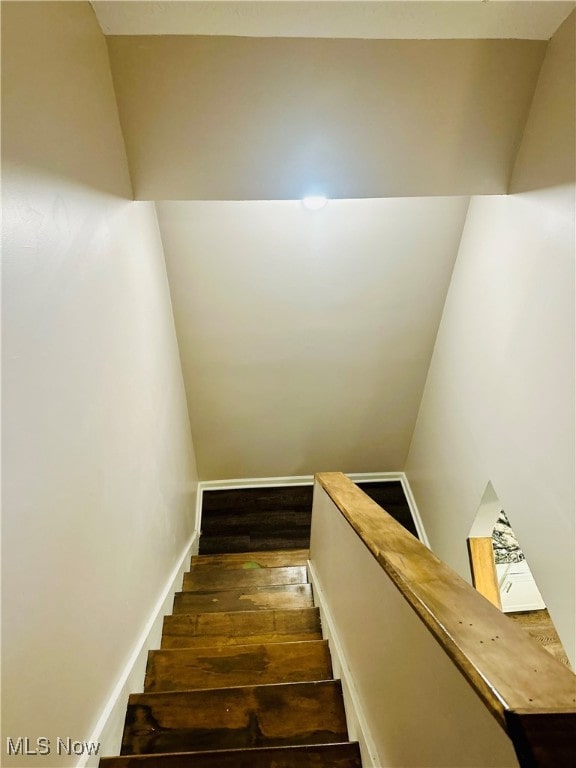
[121,682,348,756]
[199,536,311,554]
[173,585,313,615]
[102,548,360,768]
[145,641,332,692]
[162,631,323,650]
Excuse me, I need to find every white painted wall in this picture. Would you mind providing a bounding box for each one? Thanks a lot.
[309,483,519,768]
[1,3,198,765]
[157,197,469,480]
[405,12,575,666]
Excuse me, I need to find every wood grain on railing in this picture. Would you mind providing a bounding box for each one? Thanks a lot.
[316,472,576,768]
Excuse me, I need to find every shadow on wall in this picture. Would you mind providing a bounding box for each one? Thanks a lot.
[1,1,133,199]
[509,11,575,193]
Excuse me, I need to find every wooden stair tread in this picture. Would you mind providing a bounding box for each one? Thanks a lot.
[173,584,313,614]
[161,608,322,649]
[103,546,360,768]
[183,565,308,591]
[101,741,362,767]
[145,640,332,693]
[199,536,311,554]
[190,549,309,570]
[121,681,348,755]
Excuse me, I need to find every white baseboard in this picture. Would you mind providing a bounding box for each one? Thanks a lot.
[348,471,404,483]
[198,474,315,490]
[349,472,430,548]
[197,471,403,491]
[398,474,430,548]
[78,531,198,767]
[308,560,381,768]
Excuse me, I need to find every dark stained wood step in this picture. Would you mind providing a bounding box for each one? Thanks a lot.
[121,681,348,755]
[355,481,418,538]
[144,640,332,693]
[196,483,417,556]
[161,608,322,650]
[173,585,313,615]
[182,566,308,592]
[100,741,362,767]
[198,488,313,554]
[190,550,309,571]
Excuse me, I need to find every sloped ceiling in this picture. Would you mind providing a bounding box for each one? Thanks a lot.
[157,198,469,479]
[106,34,545,199]
[94,1,572,201]
[92,1,575,39]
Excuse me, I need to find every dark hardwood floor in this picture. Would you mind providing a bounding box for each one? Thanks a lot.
[356,481,418,538]
[199,486,313,554]
[199,480,418,554]
[507,609,571,667]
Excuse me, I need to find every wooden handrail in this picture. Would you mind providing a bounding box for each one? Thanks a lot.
[316,472,576,768]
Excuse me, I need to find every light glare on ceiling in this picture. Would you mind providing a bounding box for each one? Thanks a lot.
[302,195,328,211]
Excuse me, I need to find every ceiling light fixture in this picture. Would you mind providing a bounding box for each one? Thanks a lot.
[302,195,328,211]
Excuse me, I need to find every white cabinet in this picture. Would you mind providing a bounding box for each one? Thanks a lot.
[496,560,546,612]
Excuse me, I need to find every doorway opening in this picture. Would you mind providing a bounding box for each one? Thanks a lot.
[467,482,570,667]
[467,481,544,611]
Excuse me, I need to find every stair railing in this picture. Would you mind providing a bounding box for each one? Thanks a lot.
[309,472,575,768]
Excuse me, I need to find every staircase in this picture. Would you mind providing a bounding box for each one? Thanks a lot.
[100,549,362,767]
